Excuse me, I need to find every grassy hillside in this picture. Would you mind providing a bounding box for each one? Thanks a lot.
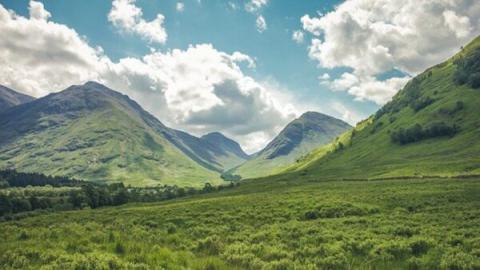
[1,177,479,269]
[232,112,351,179]
[0,82,222,187]
[284,36,480,180]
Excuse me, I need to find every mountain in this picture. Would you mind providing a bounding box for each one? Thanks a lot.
[201,132,250,160]
[231,111,351,179]
[168,130,249,173]
[0,85,35,112]
[0,81,224,187]
[285,36,480,180]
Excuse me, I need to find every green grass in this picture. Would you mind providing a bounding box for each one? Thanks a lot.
[0,106,222,187]
[1,177,479,269]
[280,36,480,181]
[233,112,351,179]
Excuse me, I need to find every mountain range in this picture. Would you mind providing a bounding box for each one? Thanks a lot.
[3,37,478,186]
[0,82,252,186]
[0,81,350,186]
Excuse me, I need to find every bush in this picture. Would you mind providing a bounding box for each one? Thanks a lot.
[440,248,477,270]
[454,48,480,89]
[197,236,223,255]
[411,97,435,112]
[391,122,458,145]
[409,238,431,256]
[115,242,125,254]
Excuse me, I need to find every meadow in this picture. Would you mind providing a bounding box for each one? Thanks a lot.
[1,177,479,269]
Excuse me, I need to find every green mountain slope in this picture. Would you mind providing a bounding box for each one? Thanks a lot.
[0,82,222,187]
[0,85,35,112]
[286,36,480,180]
[232,111,351,179]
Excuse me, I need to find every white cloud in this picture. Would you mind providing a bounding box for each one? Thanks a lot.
[443,10,472,38]
[176,2,184,12]
[302,0,480,104]
[245,0,268,13]
[256,15,267,33]
[328,101,363,125]
[28,0,50,21]
[319,73,330,80]
[0,1,298,153]
[108,0,167,44]
[292,30,304,44]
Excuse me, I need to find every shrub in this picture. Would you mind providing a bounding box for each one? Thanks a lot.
[454,48,480,89]
[115,241,125,254]
[409,238,431,256]
[197,236,223,255]
[440,248,477,270]
[391,122,458,145]
[411,96,435,112]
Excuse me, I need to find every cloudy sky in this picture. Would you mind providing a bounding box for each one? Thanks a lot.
[0,0,479,153]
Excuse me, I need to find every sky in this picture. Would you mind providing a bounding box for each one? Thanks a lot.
[0,0,479,153]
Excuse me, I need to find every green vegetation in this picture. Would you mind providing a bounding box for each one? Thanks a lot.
[232,112,351,179]
[454,47,480,89]
[1,177,479,269]
[0,170,237,219]
[0,83,223,187]
[283,36,480,180]
[390,122,458,145]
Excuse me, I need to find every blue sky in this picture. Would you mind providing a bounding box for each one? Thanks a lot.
[1,0,377,118]
[0,0,478,152]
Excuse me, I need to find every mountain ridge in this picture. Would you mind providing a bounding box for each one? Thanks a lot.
[282,36,480,180]
[0,85,35,112]
[231,111,351,179]
[0,82,226,186]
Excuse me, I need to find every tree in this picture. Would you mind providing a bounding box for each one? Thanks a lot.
[0,194,12,216]
[113,190,129,205]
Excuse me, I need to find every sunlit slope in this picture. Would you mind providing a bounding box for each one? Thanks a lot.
[232,112,351,179]
[0,82,221,187]
[286,36,480,179]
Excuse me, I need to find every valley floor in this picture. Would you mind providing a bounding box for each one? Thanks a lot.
[1,177,479,269]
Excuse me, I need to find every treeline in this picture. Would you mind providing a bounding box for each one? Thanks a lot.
[454,47,480,89]
[0,170,84,188]
[391,122,458,145]
[0,170,239,218]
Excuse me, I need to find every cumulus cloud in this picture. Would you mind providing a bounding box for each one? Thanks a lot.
[176,2,184,12]
[245,0,268,13]
[256,15,267,33]
[0,1,297,153]
[292,30,304,44]
[108,0,167,44]
[302,0,480,104]
[28,0,50,21]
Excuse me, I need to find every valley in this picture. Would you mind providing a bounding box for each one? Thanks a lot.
[0,1,479,268]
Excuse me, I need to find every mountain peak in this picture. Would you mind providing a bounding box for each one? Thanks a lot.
[0,85,35,113]
[258,111,351,161]
[202,132,227,139]
[201,132,249,160]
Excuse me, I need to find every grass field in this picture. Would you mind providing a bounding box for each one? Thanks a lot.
[1,177,479,269]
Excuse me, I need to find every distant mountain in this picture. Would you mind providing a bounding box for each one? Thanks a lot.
[285,36,480,180]
[231,111,351,179]
[0,81,223,187]
[167,130,249,173]
[202,132,249,160]
[0,85,34,112]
